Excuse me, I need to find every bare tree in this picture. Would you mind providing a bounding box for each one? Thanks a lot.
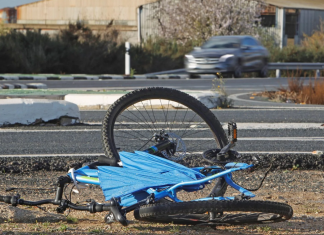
[152,0,265,44]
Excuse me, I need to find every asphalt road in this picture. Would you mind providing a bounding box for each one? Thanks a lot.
[1,76,323,158]
[0,77,320,94]
[0,108,323,156]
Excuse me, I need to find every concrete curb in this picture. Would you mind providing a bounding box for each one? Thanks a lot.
[64,91,221,110]
[65,94,125,110]
[0,74,217,80]
[1,83,47,89]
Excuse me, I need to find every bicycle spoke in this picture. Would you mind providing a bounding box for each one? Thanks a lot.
[176,111,199,138]
[126,105,158,134]
[117,113,152,134]
[137,136,155,151]
[149,99,159,130]
[181,128,215,139]
[159,99,171,133]
[135,102,159,133]
[179,118,214,139]
[114,119,154,143]
[169,103,180,135]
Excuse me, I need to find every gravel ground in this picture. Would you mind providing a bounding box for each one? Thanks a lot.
[0,155,324,234]
[1,153,324,174]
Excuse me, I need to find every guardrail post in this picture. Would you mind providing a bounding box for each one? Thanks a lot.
[276,69,281,78]
[316,69,320,78]
[125,42,131,76]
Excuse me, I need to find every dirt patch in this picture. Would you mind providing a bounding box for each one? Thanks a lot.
[254,90,300,104]
[0,169,324,234]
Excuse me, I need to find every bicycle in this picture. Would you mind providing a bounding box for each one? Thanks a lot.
[0,121,293,227]
[100,86,230,201]
[101,87,228,166]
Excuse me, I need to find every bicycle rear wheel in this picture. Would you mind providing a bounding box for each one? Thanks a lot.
[102,87,228,166]
[134,200,293,225]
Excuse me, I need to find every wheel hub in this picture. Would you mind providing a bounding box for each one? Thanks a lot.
[160,132,186,161]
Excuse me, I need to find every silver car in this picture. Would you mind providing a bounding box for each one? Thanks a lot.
[185,35,269,78]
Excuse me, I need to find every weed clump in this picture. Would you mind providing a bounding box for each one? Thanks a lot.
[260,76,324,105]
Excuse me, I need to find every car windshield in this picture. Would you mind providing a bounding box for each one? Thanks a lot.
[201,37,240,49]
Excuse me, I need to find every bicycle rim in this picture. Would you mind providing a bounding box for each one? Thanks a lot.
[102,87,227,166]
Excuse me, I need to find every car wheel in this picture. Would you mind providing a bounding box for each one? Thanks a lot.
[188,73,199,79]
[233,64,242,78]
[258,63,268,78]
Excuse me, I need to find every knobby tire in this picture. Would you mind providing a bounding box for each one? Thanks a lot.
[134,200,293,225]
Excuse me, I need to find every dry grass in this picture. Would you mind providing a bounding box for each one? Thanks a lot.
[260,72,324,105]
[281,77,324,105]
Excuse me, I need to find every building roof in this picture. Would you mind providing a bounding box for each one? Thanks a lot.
[265,0,324,10]
[3,0,324,12]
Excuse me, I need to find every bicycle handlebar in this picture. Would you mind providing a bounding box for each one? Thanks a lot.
[0,195,13,204]
[0,195,109,211]
[0,195,128,226]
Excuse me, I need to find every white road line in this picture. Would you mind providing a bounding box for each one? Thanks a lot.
[1,123,322,132]
[228,93,324,109]
[0,153,103,158]
[226,123,324,129]
[239,151,315,154]
[88,122,324,129]
[237,137,324,141]
[0,151,317,158]
[1,127,322,141]
[83,107,324,112]
[0,129,102,132]
[0,128,208,133]
[123,137,324,141]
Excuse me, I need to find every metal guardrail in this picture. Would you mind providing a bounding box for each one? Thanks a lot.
[268,63,324,70]
[145,69,186,76]
[269,63,324,78]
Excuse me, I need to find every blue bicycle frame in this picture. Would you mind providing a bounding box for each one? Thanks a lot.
[70,162,255,207]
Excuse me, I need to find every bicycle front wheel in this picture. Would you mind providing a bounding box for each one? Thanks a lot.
[134,200,293,225]
[102,87,228,165]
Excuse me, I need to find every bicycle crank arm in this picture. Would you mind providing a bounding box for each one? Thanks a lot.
[217,122,238,159]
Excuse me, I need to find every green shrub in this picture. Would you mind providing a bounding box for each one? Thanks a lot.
[1,21,324,75]
[0,23,126,74]
[0,25,190,74]
[130,37,193,74]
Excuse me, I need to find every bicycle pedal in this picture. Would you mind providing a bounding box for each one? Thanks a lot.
[228,122,237,144]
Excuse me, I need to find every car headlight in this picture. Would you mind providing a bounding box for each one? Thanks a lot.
[185,54,195,62]
[219,54,234,62]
